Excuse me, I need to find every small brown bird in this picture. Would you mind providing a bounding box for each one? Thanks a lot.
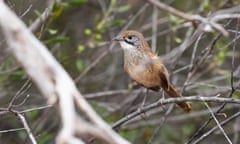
[113,30,192,112]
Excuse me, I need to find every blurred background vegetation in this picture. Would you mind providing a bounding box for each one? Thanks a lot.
[0,0,240,143]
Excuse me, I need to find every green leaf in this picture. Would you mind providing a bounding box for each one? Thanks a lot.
[68,0,88,6]
[169,14,183,25]
[202,0,210,10]
[76,59,84,71]
[111,19,126,26]
[175,37,182,43]
[95,33,102,40]
[39,132,53,144]
[117,5,130,13]
[84,28,92,36]
[44,36,69,45]
[77,45,85,53]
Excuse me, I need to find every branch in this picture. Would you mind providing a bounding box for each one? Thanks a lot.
[192,111,240,144]
[0,1,129,144]
[29,0,55,33]
[146,0,240,37]
[16,112,37,144]
[112,96,240,129]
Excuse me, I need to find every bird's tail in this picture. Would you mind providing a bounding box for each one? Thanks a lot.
[163,84,192,112]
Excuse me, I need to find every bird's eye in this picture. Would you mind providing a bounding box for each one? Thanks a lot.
[128,36,132,40]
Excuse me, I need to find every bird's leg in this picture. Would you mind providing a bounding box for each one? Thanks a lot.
[158,88,167,111]
[160,88,165,100]
[141,88,148,107]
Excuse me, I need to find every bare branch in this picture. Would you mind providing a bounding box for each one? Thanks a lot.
[0,1,130,144]
[16,112,37,144]
[112,96,240,129]
[204,103,232,144]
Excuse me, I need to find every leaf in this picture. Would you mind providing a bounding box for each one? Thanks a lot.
[44,36,69,45]
[84,28,92,36]
[169,14,183,25]
[76,59,84,71]
[117,5,130,13]
[68,0,88,6]
[77,45,85,53]
[95,33,102,41]
[111,19,126,26]
[175,37,182,43]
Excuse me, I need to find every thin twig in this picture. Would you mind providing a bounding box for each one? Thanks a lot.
[204,102,232,144]
[16,112,37,144]
[0,128,25,133]
[151,5,158,52]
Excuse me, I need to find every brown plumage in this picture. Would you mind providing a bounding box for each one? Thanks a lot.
[113,30,192,112]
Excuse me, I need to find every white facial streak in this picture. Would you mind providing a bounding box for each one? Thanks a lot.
[119,41,135,50]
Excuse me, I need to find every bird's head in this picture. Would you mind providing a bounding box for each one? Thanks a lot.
[113,30,146,50]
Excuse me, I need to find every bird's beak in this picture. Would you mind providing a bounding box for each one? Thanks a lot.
[112,36,123,41]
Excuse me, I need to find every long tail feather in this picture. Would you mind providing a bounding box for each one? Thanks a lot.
[163,84,192,112]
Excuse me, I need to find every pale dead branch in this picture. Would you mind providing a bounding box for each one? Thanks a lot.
[0,1,130,144]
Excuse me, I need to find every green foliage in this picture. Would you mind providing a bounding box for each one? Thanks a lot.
[202,0,210,11]
[182,123,194,136]
[17,130,27,141]
[116,5,130,13]
[44,36,69,45]
[84,28,92,36]
[120,129,142,142]
[76,59,84,72]
[77,45,85,53]
[39,132,53,144]
[53,0,87,9]
[175,37,182,44]
[66,0,88,7]
[111,19,126,27]
[169,14,184,25]
[214,39,233,66]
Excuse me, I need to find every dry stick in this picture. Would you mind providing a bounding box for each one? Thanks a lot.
[8,78,32,109]
[182,32,204,93]
[0,2,130,144]
[204,102,232,144]
[19,4,32,18]
[29,0,55,33]
[151,5,158,52]
[112,96,240,129]
[16,112,37,144]
[0,128,25,133]
[146,0,229,36]
[192,111,240,144]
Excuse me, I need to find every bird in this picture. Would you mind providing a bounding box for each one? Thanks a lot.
[113,30,192,112]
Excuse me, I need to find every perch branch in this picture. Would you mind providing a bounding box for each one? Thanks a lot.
[112,96,240,129]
